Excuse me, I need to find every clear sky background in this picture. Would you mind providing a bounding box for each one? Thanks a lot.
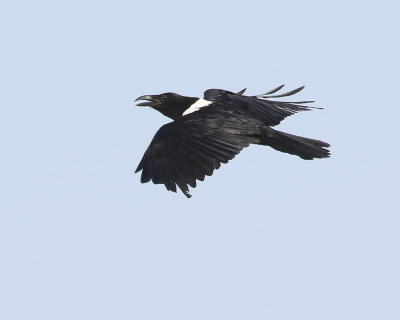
[1,0,399,319]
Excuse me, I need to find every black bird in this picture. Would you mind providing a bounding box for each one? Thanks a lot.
[135,85,330,198]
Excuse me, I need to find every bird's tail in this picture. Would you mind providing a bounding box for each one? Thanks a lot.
[261,128,330,160]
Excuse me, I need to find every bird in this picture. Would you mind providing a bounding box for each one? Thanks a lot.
[134,85,330,198]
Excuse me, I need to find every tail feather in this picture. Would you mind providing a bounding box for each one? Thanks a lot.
[261,129,330,160]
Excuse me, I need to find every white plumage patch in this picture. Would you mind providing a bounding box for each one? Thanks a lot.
[182,99,212,116]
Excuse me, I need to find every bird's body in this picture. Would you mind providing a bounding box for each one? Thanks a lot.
[135,86,330,198]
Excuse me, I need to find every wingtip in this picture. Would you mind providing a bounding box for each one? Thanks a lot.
[256,84,285,97]
[135,160,144,173]
[236,88,247,95]
[260,85,306,99]
[185,192,192,198]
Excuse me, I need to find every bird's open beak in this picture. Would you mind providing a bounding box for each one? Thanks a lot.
[135,95,160,107]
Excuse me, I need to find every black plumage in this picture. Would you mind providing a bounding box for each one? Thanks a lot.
[135,85,330,198]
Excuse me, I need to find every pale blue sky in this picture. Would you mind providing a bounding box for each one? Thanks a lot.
[1,0,399,319]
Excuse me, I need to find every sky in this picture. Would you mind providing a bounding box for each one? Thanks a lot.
[1,0,399,319]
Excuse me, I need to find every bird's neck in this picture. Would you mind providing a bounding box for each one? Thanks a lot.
[159,96,199,120]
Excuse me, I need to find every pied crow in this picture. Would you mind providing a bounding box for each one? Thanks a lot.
[135,85,330,198]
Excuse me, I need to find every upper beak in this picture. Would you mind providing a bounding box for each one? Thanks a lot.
[135,95,160,107]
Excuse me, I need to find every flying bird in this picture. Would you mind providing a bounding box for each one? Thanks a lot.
[134,85,330,198]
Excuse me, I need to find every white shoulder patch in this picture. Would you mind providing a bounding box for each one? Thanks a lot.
[182,99,212,116]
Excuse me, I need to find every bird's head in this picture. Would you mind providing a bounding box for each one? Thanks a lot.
[135,92,197,120]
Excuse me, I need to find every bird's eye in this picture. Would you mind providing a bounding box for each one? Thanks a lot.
[162,94,168,100]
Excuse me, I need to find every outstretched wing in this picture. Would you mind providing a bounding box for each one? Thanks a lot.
[135,107,259,198]
[204,85,320,127]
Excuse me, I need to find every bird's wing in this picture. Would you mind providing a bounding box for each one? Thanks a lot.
[204,85,320,127]
[135,107,259,198]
